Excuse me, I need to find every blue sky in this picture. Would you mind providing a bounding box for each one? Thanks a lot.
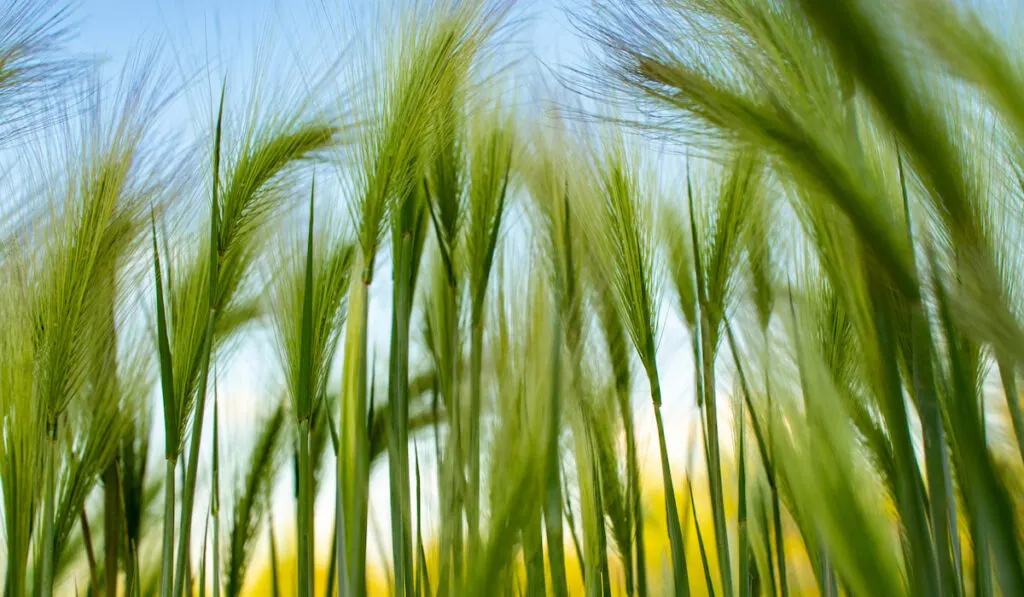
[69,0,588,81]
[66,0,594,183]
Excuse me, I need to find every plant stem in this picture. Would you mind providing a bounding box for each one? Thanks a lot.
[339,250,370,597]
[173,315,216,597]
[619,393,646,597]
[653,391,690,597]
[387,231,415,597]
[689,479,717,597]
[161,458,177,597]
[297,419,313,597]
[738,393,749,597]
[572,419,601,597]
[522,500,547,597]
[448,282,463,597]
[699,315,733,597]
[40,428,57,597]
[269,517,281,597]
[594,458,613,597]
[997,357,1024,467]
[467,318,484,560]
[765,366,788,597]
[913,311,960,597]
[325,516,338,597]
[103,463,121,597]
[336,456,349,597]
[414,446,430,597]
[198,511,209,597]
[543,308,569,597]
[435,276,464,597]
[80,507,101,596]
[212,394,221,597]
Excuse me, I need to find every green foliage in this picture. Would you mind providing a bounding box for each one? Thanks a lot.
[8,2,1024,597]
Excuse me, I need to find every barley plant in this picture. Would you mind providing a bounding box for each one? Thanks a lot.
[5,0,1024,595]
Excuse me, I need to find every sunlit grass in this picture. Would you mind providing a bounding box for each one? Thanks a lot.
[5,1,1024,596]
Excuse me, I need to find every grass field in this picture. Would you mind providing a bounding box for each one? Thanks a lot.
[3,0,1024,596]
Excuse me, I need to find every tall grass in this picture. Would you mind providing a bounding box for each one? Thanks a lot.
[6,0,1024,596]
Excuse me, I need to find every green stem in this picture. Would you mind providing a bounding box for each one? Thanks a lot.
[339,254,370,597]
[997,358,1024,467]
[211,510,220,597]
[728,321,781,597]
[974,365,994,597]
[651,373,690,597]
[699,316,732,597]
[771,483,787,597]
[335,478,349,597]
[816,544,836,597]
[758,497,777,597]
[448,284,463,597]
[544,307,569,597]
[161,458,176,597]
[621,399,647,597]
[212,402,221,597]
[572,423,601,597]
[435,278,463,597]
[297,419,313,597]
[173,315,217,597]
[198,513,209,597]
[766,381,788,597]
[914,312,959,597]
[689,479,717,597]
[467,318,484,562]
[738,394,749,597]
[522,500,547,597]
[80,507,101,596]
[4,509,28,597]
[415,447,430,597]
[387,232,415,597]
[103,464,120,597]
[593,456,612,597]
[325,516,338,597]
[40,431,57,597]
[269,519,281,597]
[871,292,939,597]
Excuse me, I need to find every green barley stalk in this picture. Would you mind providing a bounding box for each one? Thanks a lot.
[212,377,221,597]
[520,125,578,597]
[297,184,317,597]
[268,173,352,597]
[268,516,281,597]
[198,508,210,597]
[166,86,223,597]
[337,5,501,591]
[170,77,338,597]
[590,264,644,597]
[464,107,514,571]
[30,68,156,597]
[573,131,689,596]
[385,144,429,597]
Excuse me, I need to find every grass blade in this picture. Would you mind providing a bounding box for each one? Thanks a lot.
[296,179,317,597]
[688,478,717,597]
